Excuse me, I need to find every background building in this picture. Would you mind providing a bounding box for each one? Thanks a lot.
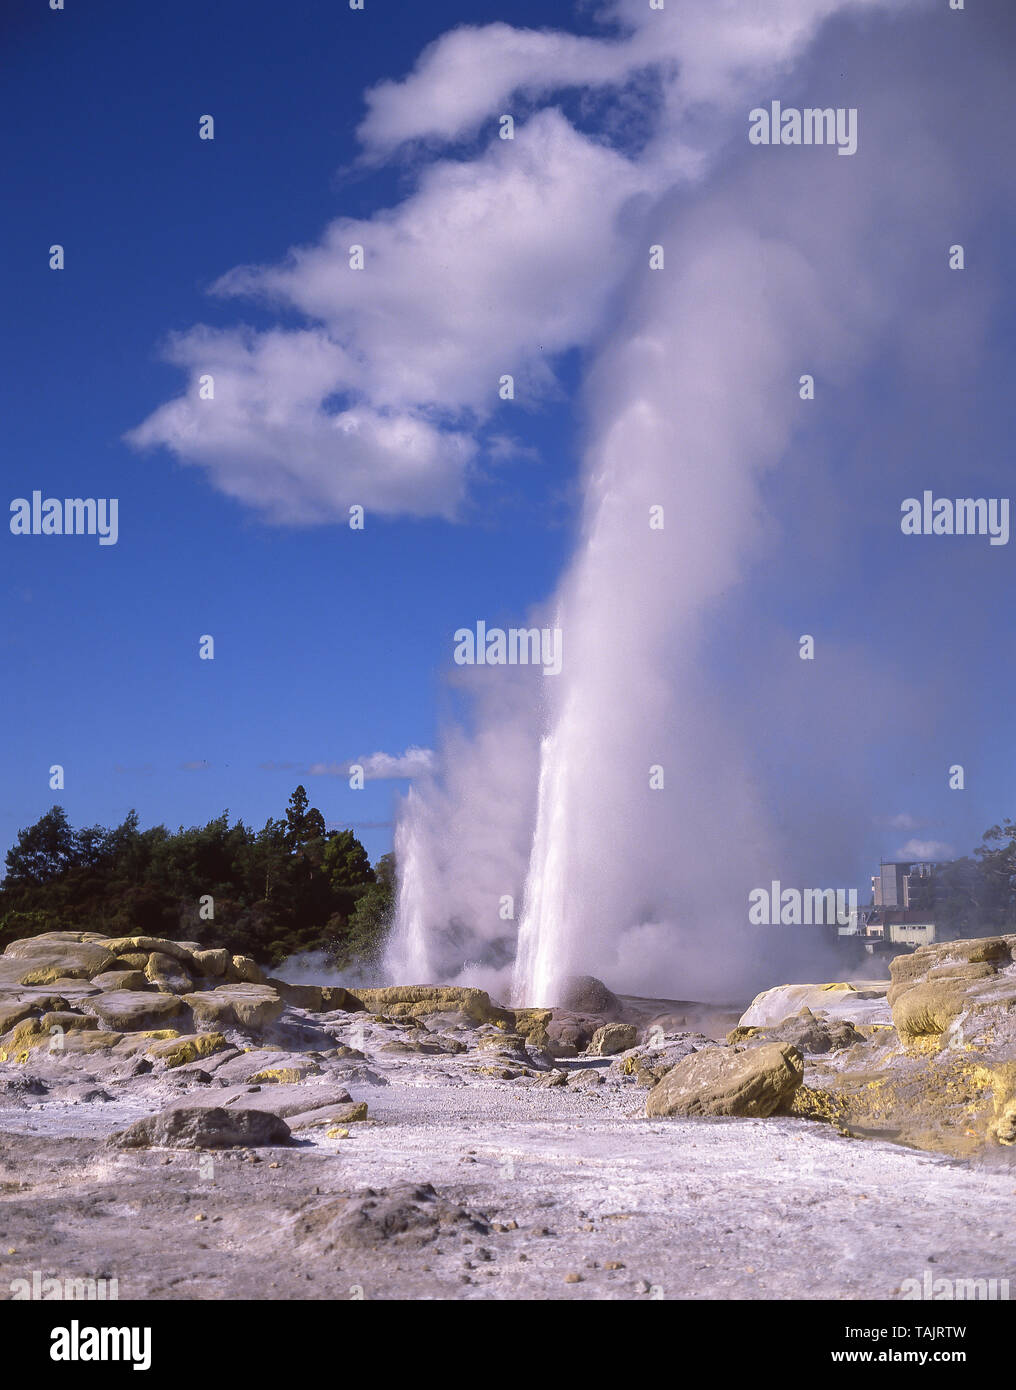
[865,860,946,951]
[871,860,937,911]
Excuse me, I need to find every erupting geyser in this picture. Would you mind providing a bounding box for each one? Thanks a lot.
[384,0,994,1006]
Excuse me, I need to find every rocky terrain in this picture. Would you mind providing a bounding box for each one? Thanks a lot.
[0,929,1014,1300]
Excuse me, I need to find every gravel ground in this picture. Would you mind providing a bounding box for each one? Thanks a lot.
[2,1063,1014,1301]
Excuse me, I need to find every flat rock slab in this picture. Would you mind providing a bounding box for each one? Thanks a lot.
[349,986,506,1025]
[222,1083,353,1118]
[0,940,114,985]
[183,985,283,1031]
[90,970,149,991]
[286,1101,369,1130]
[211,1050,322,1085]
[84,990,185,1032]
[0,1000,37,1033]
[171,1047,243,1077]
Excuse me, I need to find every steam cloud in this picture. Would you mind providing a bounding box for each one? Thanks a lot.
[128,1,1014,1005]
[388,0,1012,1004]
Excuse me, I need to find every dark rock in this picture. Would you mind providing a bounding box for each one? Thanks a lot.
[546,1011,604,1055]
[0,1074,47,1098]
[295,1182,489,1251]
[112,1104,291,1149]
[557,975,621,1016]
[61,1084,113,1103]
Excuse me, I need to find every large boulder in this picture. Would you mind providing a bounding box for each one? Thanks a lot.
[888,936,1016,1046]
[557,975,621,1017]
[589,1022,637,1056]
[145,952,193,995]
[512,1008,553,1050]
[183,984,283,1032]
[227,955,266,984]
[190,948,230,978]
[113,1105,291,1149]
[545,1011,602,1057]
[646,1042,803,1118]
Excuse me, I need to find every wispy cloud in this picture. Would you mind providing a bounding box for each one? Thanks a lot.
[308,747,435,780]
[126,108,652,523]
[876,812,935,831]
[895,838,955,862]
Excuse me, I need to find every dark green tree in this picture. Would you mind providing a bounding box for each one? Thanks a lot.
[0,797,396,967]
[323,829,375,889]
[284,786,326,852]
[4,806,77,884]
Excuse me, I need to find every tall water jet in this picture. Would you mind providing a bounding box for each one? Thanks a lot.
[513,725,572,1006]
[382,0,994,1006]
[385,787,436,983]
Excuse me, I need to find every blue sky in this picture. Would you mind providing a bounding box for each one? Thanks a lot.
[2,0,1015,910]
[1,0,591,865]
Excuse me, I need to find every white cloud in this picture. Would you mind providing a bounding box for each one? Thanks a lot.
[357,24,634,155]
[886,812,920,830]
[895,839,955,862]
[357,0,930,157]
[308,747,435,780]
[128,0,931,527]
[126,327,473,523]
[128,110,652,522]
